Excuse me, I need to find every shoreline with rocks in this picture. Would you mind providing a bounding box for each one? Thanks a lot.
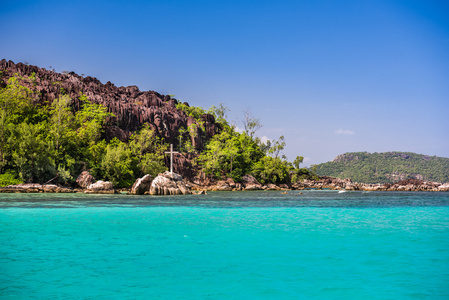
[1,173,448,194]
[188,175,449,192]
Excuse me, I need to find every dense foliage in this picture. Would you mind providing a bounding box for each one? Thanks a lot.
[314,152,449,184]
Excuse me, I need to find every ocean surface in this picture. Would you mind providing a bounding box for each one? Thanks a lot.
[1,190,449,299]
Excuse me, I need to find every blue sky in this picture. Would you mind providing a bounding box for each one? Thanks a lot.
[1,0,448,166]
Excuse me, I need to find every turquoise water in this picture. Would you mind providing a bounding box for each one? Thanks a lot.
[1,191,449,299]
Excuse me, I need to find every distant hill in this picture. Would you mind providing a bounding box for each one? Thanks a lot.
[314,152,449,184]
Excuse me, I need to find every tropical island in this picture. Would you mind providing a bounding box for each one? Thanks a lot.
[1,59,448,193]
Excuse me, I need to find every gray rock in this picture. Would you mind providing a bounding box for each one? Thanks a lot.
[212,180,232,191]
[266,183,280,190]
[42,184,59,193]
[150,171,192,195]
[438,183,449,191]
[131,174,153,195]
[0,183,43,193]
[245,184,262,190]
[241,174,262,190]
[226,177,236,188]
[76,171,95,189]
[85,180,116,194]
[241,174,261,188]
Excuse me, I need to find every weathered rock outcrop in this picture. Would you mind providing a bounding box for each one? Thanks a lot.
[266,183,281,190]
[211,180,234,191]
[76,171,95,189]
[0,59,219,159]
[150,171,191,195]
[241,174,262,190]
[164,152,197,180]
[190,176,243,191]
[131,174,153,195]
[241,174,259,186]
[85,180,116,194]
[438,183,449,191]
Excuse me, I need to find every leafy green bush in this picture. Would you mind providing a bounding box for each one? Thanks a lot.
[251,156,290,184]
[175,102,206,121]
[100,139,136,188]
[198,129,264,182]
[0,172,23,186]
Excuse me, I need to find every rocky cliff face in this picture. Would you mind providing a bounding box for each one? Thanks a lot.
[0,59,219,149]
[332,153,361,163]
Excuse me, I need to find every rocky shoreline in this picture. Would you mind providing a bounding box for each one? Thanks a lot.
[0,184,80,193]
[188,176,449,192]
[291,177,449,192]
[1,174,448,194]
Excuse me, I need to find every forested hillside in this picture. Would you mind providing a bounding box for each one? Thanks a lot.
[314,152,449,184]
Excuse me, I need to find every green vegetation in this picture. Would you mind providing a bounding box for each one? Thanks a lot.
[0,171,23,186]
[0,74,311,187]
[197,128,264,182]
[175,99,311,184]
[0,74,167,187]
[196,115,309,184]
[176,102,206,122]
[314,152,449,184]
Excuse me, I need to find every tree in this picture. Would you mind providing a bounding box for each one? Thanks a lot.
[9,122,55,183]
[129,124,158,164]
[49,94,73,151]
[0,75,35,173]
[128,123,167,177]
[198,127,264,181]
[100,139,136,188]
[242,110,262,138]
[87,139,108,179]
[47,94,80,184]
[75,93,113,146]
[178,118,209,153]
[224,135,239,176]
[293,156,304,169]
[268,135,286,159]
[198,136,222,179]
[208,103,230,125]
[258,138,272,155]
[251,156,289,184]
[48,93,77,170]
[139,152,167,178]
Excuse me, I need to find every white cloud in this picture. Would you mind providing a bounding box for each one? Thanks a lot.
[335,128,355,135]
[234,125,244,133]
[260,136,269,144]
